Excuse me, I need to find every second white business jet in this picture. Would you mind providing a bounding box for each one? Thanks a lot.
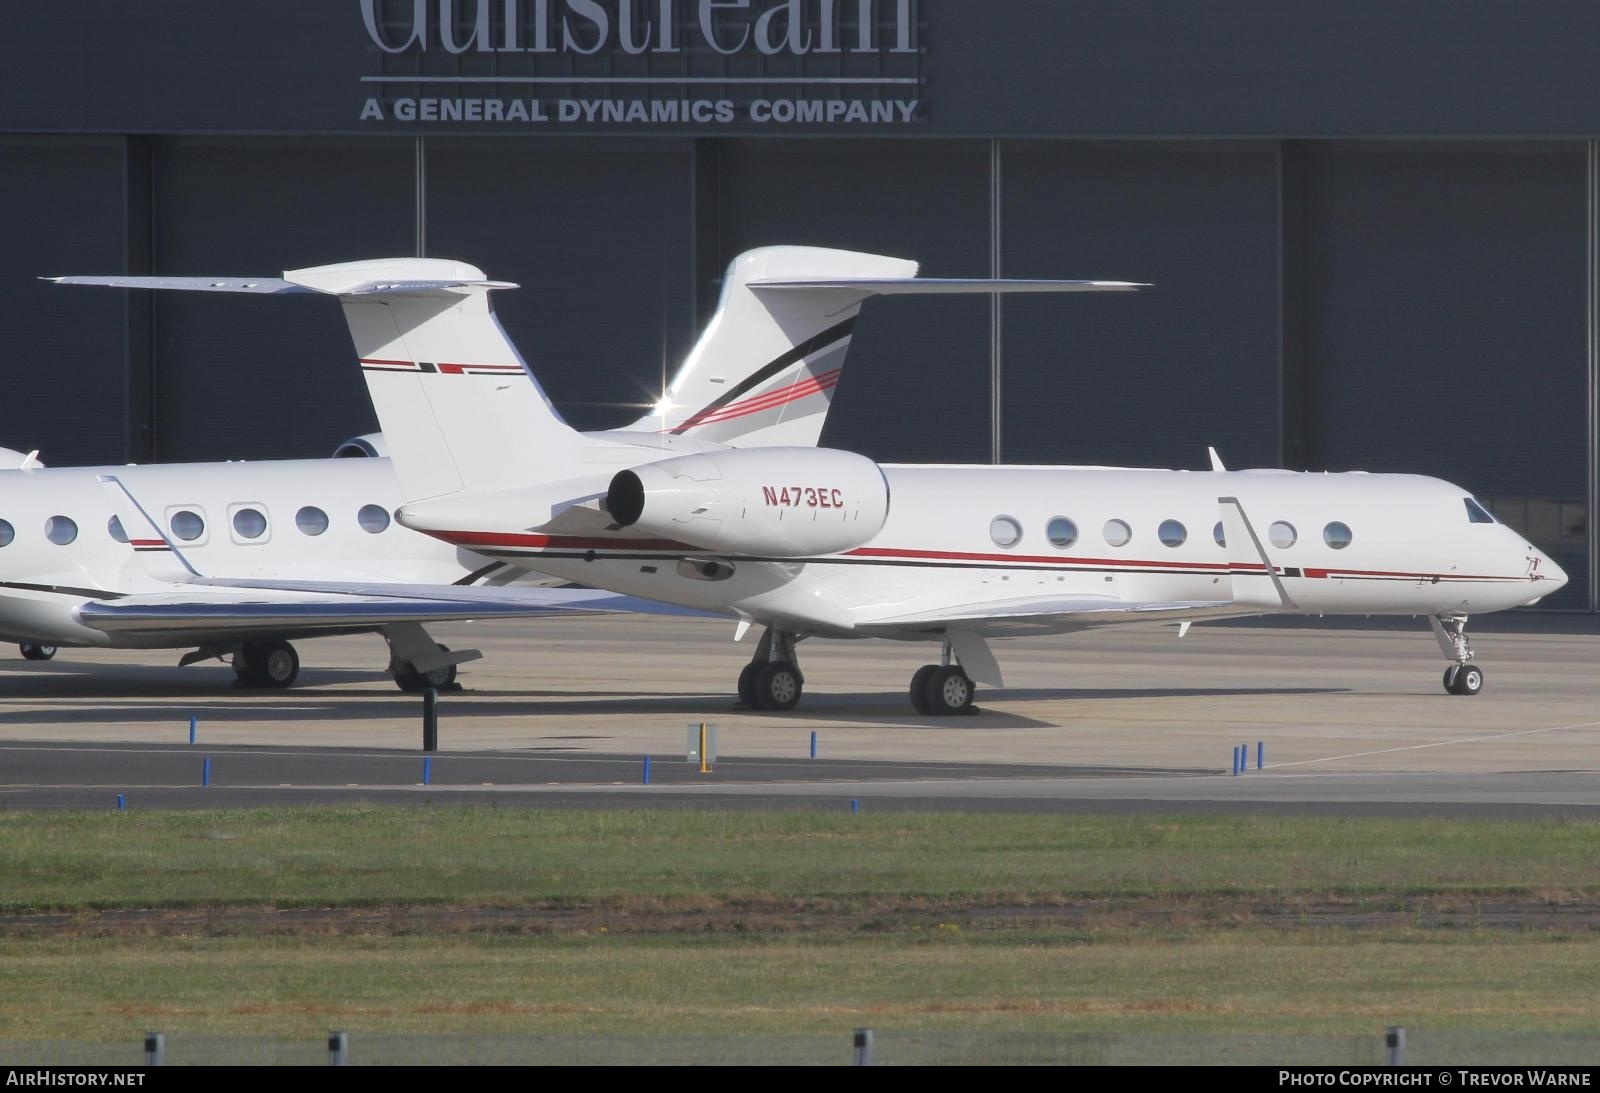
[76,255,1565,714]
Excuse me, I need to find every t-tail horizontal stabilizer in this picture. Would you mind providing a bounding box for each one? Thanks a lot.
[1218,496,1298,610]
[97,475,200,584]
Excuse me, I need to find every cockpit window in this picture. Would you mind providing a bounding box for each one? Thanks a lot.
[1465,498,1495,524]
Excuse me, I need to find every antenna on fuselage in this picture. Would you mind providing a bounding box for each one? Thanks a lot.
[1207,447,1227,472]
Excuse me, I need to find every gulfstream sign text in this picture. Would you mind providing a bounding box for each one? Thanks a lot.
[358,0,924,128]
[362,0,917,56]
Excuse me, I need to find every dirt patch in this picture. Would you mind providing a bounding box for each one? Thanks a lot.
[2,895,1597,939]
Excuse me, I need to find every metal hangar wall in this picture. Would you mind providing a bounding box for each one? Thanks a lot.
[0,2,1595,609]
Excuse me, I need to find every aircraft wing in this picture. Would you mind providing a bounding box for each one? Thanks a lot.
[853,594,1244,638]
[186,578,709,617]
[73,584,702,639]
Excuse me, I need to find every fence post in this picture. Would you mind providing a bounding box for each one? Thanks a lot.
[422,688,439,752]
[328,1030,348,1066]
[853,1028,875,1066]
[143,1032,164,1066]
[1385,1026,1406,1066]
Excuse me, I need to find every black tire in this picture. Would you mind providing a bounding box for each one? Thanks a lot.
[923,666,975,715]
[909,664,939,714]
[253,640,300,689]
[753,661,803,712]
[19,643,57,662]
[737,662,760,708]
[1442,666,1460,694]
[1457,664,1484,696]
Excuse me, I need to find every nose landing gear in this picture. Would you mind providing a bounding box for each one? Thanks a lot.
[1431,614,1484,696]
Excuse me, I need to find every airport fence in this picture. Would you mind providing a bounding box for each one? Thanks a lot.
[4,1028,1600,1066]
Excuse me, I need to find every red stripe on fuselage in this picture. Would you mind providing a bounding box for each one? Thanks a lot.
[433,530,695,552]
[425,531,1526,582]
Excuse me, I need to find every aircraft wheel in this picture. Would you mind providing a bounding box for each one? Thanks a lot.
[236,640,299,689]
[1446,663,1484,696]
[908,664,939,714]
[19,643,57,661]
[396,645,457,693]
[737,662,760,708]
[255,640,300,689]
[923,666,975,716]
[753,661,803,712]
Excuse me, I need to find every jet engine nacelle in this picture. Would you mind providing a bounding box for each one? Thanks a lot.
[606,448,889,558]
[332,432,388,459]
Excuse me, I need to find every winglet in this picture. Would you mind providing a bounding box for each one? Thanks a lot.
[1207,447,1226,472]
[1218,496,1297,610]
[97,475,200,581]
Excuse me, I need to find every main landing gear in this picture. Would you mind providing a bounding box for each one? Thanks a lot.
[394,644,459,693]
[383,623,473,694]
[909,640,976,716]
[1431,614,1485,696]
[233,639,300,689]
[734,631,982,716]
[18,643,57,661]
[737,628,805,711]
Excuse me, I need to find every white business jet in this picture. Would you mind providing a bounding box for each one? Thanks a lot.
[23,247,892,689]
[74,254,1566,714]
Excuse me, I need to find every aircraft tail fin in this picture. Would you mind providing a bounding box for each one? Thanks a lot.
[301,259,603,503]
[53,261,604,505]
[629,246,1144,447]
[625,247,917,447]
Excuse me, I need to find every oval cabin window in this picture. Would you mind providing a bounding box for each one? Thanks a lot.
[989,515,1022,548]
[1046,516,1078,549]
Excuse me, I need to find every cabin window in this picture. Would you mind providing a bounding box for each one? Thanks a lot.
[989,515,1022,548]
[45,516,78,546]
[1103,519,1132,547]
[169,510,205,542]
[1046,516,1078,549]
[0,519,13,548]
[232,507,268,540]
[107,516,128,544]
[1158,519,1187,548]
[296,506,329,536]
[1465,498,1495,524]
[358,504,391,534]
[1268,521,1298,549]
[1323,521,1353,550]
[1213,522,1226,548]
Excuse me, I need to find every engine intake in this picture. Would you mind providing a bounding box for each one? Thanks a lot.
[606,447,889,558]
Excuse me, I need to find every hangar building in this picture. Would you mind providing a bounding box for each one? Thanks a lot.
[2,2,1596,607]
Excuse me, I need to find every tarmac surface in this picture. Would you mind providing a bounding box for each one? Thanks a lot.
[2,612,1597,816]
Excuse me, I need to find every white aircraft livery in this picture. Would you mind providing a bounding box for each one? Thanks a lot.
[25,247,934,689]
[64,253,1566,714]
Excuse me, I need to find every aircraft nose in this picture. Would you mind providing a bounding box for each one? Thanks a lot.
[1540,550,1569,593]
